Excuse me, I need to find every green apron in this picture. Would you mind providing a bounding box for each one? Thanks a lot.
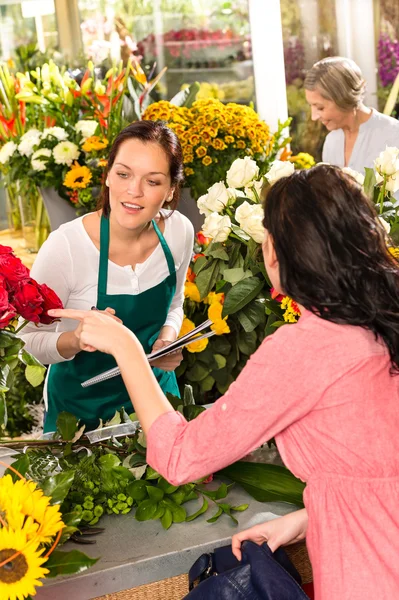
[45,214,180,433]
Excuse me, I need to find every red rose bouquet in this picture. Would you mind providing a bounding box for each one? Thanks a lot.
[0,244,63,431]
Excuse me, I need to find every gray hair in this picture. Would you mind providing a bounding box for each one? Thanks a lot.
[304,56,366,110]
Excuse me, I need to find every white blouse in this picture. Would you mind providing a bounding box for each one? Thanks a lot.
[20,210,194,365]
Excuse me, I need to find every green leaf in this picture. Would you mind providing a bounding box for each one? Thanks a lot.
[146,485,164,502]
[195,259,221,299]
[145,466,160,480]
[223,277,264,316]
[6,454,29,481]
[212,336,231,355]
[135,499,158,521]
[218,462,305,506]
[205,242,229,261]
[363,167,376,199]
[105,410,121,426]
[0,392,7,430]
[183,384,195,406]
[237,330,257,355]
[193,255,208,275]
[160,498,187,522]
[0,331,19,348]
[207,506,223,523]
[161,507,173,529]
[98,454,121,469]
[231,224,250,241]
[186,362,210,382]
[170,81,200,107]
[183,404,206,421]
[41,470,75,504]
[24,364,46,387]
[56,412,78,441]
[222,267,253,285]
[186,496,209,521]
[127,480,148,501]
[199,375,215,393]
[213,354,227,369]
[158,477,179,494]
[45,550,98,577]
[231,504,249,512]
[237,300,266,333]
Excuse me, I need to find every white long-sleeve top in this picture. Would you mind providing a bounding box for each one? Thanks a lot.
[20,210,194,365]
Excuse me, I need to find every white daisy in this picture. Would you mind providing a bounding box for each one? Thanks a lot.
[0,141,17,165]
[42,127,68,141]
[53,141,80,166]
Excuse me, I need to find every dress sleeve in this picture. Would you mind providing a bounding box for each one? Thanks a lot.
[163,215,194,336]
[146,323,326,485]
[19,231,75,364]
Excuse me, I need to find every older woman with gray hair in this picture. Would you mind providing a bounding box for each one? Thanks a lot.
[305,56,399,174]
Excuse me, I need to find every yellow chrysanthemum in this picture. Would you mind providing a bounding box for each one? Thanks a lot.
[184,167,195,176]
[388,246,399,259]
[225,135,234,144]
[196,146,207,158]
[236,140,246,149]
[0,527,49,600]
[0,475,64,544]
[179,317,209,353]
[281,297,301,323]
[184,282,200,302]
[202,156,212,166]
[82,135,109,152]
[64,164,92,189]
[208,302,230,335]
[289,152,315,170]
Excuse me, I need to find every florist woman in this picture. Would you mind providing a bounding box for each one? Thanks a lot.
[50,165,399,599]
[21,120,194,433]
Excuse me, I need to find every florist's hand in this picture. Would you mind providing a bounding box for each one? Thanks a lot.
[48,308,135,356]
[231,509,308,561]
[72,307,122,352]
[149,338,183,371]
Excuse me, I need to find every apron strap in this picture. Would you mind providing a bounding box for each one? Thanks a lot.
[152,218,175,276]
[98,214,110,297]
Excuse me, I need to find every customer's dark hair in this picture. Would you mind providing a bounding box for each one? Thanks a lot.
[263,165,399,372]
[100,120,184,217]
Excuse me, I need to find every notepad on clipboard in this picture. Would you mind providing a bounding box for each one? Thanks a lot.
[81,319,216,388]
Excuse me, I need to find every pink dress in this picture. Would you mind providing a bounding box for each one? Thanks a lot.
[147,309,399,599]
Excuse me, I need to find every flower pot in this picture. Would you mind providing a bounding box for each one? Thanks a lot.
[40,187,78,232]
[178,187,204,233]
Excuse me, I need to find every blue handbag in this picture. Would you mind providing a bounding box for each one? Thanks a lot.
[185,540,310,600]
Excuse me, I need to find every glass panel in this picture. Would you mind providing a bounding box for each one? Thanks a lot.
[77,0,255,106]
[281,0,338,159]
[0,1,58,62]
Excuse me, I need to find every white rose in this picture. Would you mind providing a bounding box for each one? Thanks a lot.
[0,141,17,165]
[342,167,365,186]
[75,120,99,140]
[202,213,232,242]
[226,156,259,188]
[244,178,264,202]
[197,194,212,217]
[53,141,80,166]
[379,216,390,235]
[31,148,52,171]
[18,129,42,157]
[235,201,265,244]
[265,160,295,185]
[375,170,399,193]
[204,181,230,213]
[374,146,399,177]
[42,126,68,141]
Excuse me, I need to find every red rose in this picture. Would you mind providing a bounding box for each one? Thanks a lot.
[0,245,13,254]
[0,252,30,288]
[13,278,44,323]
[38,283,63,324]
[0,279,16,329]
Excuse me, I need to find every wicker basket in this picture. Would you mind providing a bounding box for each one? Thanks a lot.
[95,541,312,600]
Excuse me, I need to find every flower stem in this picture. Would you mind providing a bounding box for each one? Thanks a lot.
[379,176,387,214]
[14,319,29,334]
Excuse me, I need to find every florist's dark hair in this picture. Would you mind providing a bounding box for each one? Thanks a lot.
[100,120,184,217]
[263,164,399,372]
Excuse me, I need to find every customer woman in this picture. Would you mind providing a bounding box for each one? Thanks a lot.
[49,165,399,599]
[305,56,399,172]
[21,120,194,433]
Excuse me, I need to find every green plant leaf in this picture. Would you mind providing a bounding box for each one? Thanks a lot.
[218,462,305,506]
[222,267,253,285]
[186,496,209,521]
[207,506,223,523]
[199,375,215,392]
[205,242,229,261]
[6,454,29,481]
[0,366,10,393]
[127,480,148,501]
[169,81,200,107]
[158,477,179,494]
[183,384,195,406]
[223,277,264,316]
[98,454,121,469]
[0,391,7,430]
[41,471,75,505]
[195,259,221,299]
[237,330,257,355]
[56,412,78,441]
[146,485,164,502]
[186,362,210,382]
[24,364,46,387]
[363,167,376,199]
[213,354,227,369]
[183,404,206,421]
[135,499,158,521]
[0,331,19,348]
[237,300,266,333]
[161,507,173,529]
[45,550,98,577]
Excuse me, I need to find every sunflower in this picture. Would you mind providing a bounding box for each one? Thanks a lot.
[0,527,49,600]
[0,475,64,544]
[64,164,93,189]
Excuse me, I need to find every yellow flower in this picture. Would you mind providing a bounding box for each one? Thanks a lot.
[281,297,301,323]
[202,156,212,166]
[179,317,209,352]
[81,135,109,152]
[64,163,92,189]
[98,158,108,167]
[190,134,201,145]
[289,152,315,170]
[236,140,246,149]
[208,302,230,335]
[184,282,200,302]
[0,475,64,544]
[0,526,49,600]
[196,146,207,158]
[184,167,194,176]
[204,291,224,305]
[225,135,234,144]
[205,126,218,138]
[211,138,226,151]
[388,246,399,258]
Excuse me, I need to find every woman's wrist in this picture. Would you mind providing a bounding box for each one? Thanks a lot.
[56,331,81,359]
